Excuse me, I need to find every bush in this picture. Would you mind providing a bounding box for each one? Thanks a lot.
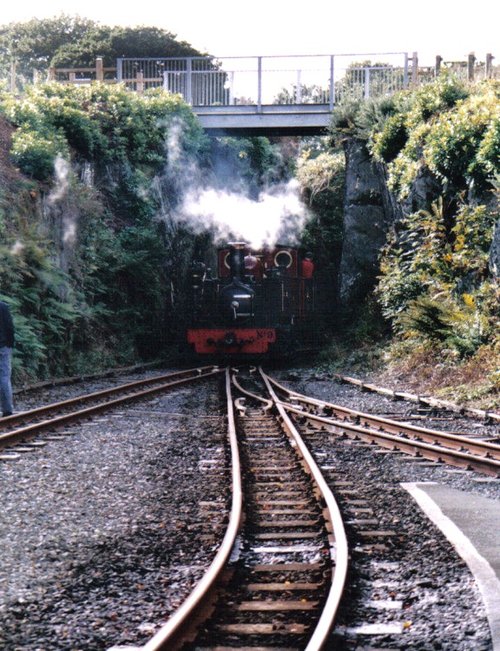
[370,77,499,199]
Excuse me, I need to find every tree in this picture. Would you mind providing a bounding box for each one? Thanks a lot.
[0,15,206,84]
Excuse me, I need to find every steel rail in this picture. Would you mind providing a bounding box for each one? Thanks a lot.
[265,374,500,460]
[119,368,243,651]
[2,366,220,430]
[231,369,273,410]
[280,401,500,477]
[259,367,349,650]
[0,367,223,449]
[14,360,165,395]
[333,373,500,423]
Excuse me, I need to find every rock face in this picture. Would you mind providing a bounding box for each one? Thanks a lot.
[339,138,401,306]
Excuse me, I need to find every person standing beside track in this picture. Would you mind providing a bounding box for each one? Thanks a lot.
[0,299,14,417]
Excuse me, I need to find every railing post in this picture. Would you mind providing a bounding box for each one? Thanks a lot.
[136,70,144,94]
[411,51,419,86]
[186,58,193,105]
[401,53,408,89]
[364,67,370,99]
[229,71,235,105]
[468,53,475,81]
[486,53,494,79]
[296,69,302,104]
[116,58,123,83]
[435,55,442,77]
[69,72,76,84]
[96,57,104,82]
[257,57,262,113]
[329,55,335,110]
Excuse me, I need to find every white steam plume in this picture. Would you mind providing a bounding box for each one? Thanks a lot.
[48,155,70,205]
[177,180,309,249]
[48,155,78,245]
[161,118,311,248]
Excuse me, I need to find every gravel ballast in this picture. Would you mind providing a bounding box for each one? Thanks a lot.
[0,376,229,650]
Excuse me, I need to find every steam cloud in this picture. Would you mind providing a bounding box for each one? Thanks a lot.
[161,117,311,249]
[48,155,78,245]
[177,181,309,249]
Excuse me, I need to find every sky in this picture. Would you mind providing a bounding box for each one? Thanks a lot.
[1,0,498,67]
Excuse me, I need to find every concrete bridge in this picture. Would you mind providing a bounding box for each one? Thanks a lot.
[115,53,413,136]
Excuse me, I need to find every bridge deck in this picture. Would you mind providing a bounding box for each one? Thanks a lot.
[195,104,332,136]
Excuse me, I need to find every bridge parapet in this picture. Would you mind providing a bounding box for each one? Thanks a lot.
[116,52,412,108]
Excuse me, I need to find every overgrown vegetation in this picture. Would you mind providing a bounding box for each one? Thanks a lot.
[0,83,208,380]
[0,78,291,382]
[296,144,345,294]
[0,25,498,410]
[326,77,499,405]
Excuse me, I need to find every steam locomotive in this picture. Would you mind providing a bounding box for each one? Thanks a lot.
[186,242,316,357]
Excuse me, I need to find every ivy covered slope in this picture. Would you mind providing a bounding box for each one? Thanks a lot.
[0,83,207,382]
[336,77,499,407]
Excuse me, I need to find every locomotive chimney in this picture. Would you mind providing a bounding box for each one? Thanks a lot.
[228,242,246,279]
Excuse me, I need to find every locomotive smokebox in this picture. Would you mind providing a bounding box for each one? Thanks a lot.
[221,243,254,323]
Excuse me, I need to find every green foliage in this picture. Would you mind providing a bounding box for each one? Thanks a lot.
[371,112,408,163]
[296,146,346,316]
[401,294,493,358]
[0,83,206,182]
[0,236,80,379]
[329,99,363,140]
[10,128,69,181]
[423,88,500,190]
[0,15,204,84]
[0,15,98,80]
[370,78,499,198]
[0,81,211,380]
[208,136,287,194]
[376,195,498,358]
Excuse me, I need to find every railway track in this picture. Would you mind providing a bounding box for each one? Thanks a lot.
[120,367,349,651]
[0,366,222,455]
[263,371,500,478]
[3,364,497,649]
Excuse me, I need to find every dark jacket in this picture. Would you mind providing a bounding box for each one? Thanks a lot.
[0,301,14,348]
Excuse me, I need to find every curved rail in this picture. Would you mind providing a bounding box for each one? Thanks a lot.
[259,367,349,650]
[231,369,273,410]
[265,372,500,477]
[126,368,243,651]
[2,367,219,430]
[1,366,223,450]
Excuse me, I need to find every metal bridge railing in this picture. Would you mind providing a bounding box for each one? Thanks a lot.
[116,53,412,108]
[34,52,497,108]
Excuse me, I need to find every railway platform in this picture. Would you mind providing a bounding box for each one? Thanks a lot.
[403,482,500,651]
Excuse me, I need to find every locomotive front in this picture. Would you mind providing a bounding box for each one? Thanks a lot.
[186,241,314,356]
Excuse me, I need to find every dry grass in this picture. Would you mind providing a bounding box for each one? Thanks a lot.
[371,343,499,411]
